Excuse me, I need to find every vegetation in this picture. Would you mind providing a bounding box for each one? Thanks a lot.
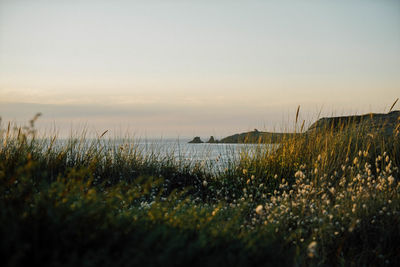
[0,113,399,266]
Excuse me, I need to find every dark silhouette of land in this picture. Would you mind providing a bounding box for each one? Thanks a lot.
[189,111,400,144]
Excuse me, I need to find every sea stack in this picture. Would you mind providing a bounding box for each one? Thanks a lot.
[207,136,217,143]
[188,136,203,143]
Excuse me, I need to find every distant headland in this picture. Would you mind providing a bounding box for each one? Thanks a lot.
[188,111,400,144]
[188,130,298,144]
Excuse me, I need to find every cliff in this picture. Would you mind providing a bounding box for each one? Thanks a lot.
[306,111,400,136]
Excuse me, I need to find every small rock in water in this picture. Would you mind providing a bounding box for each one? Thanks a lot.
[188,136,203,144]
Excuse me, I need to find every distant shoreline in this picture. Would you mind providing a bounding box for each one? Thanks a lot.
[189,111,400,144]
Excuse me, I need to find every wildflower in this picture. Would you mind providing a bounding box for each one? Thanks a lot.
[211,208,219,216]
[353,157,358,165]
[386,163,392,173]
[388,176,395,185]
[202,180,208,187]
[352,204,357,213]
[307,241,317,258]
[295,170,305,179]
[243,169,248,175]
[329,187,336,195]
[255,205,263,215]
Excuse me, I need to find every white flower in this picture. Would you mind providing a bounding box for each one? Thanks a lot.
[295,170,305,179]
[307,241,317,258]
[388,176,395,185]
[202,180,208,187]
[255,205,263,215]
[329,187,336,195]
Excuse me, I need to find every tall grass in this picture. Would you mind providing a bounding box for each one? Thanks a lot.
[0,113,399,266]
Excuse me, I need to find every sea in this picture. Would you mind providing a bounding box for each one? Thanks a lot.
[111,138,267,172]
[51,138,272,173]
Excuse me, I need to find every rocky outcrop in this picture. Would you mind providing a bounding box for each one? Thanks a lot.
[188,136,203,144]
[306,111,400,136]
[206,136,218,143]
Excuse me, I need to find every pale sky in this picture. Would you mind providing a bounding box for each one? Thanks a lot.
[1,0,399,138]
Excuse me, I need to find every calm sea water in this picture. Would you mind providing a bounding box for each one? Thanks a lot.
[113,138,264,171]
[52,138,272,172]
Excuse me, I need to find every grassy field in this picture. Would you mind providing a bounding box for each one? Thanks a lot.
[0,115,399,266]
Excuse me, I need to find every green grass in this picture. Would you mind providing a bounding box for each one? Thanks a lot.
[0,115,399,266]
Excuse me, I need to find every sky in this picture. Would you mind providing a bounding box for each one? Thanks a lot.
[0,0,399,138]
